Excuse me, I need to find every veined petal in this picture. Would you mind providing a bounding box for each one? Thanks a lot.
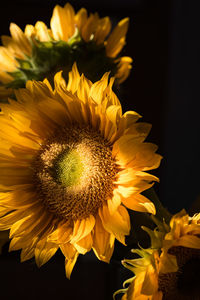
[99,204,130,245]
[89,72,110,104]
[60,243,79,279]
[0,46,18,71]
[92,215,115,262]
[106,18,129,57]
[67,63,81,94]
[34,21,51,42]
[107,190,122,215]
[71,215,95,244]
[50,3,75,41]
[94,17,111,45]
[74,233,93,254]
[122,193,156,214]
[10,23,31,56]
[35,238,59,267]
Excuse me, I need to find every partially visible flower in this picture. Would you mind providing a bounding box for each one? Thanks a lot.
[115,210,200,300]
[0,64,161,278]
[0,2,132,99]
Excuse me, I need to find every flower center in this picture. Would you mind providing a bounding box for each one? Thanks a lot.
[54,149,84,187]
[33,126,118,221]
[158,246,200,300]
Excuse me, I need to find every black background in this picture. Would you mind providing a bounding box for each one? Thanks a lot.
[0,0,200,299]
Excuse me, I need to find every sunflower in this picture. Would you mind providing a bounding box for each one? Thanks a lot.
[116,210,200,300]
[0,2,132,99]
[0,64,161,278]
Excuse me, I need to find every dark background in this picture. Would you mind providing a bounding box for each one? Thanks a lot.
[0,0,200,299]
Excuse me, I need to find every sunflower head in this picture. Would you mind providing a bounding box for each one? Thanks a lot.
[116,210,200,299]
[0,2,132,100]
[0,64,161,278]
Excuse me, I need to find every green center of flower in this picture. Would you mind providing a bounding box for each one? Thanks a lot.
[55,150,84,187]
[33,126,118,221]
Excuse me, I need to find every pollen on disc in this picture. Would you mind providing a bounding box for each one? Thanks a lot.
[33,126,119,221]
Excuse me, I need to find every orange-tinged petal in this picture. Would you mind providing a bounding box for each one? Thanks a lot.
[67,63,81,94]
[71,215,95,244]
[35,239,59,267]
[74,233,93,254]
[0,46,18,71]
[94,17,111,45]
[81,13,99,42]
[20,245,35,262]
[75,8,88,31]
[122,193,156,214]
[99,204,130,244]
[141,265,158,295]
[65,252,79,279]
[107,190,122,215]
[10,23,31,56]
[50,3,75,41]
[116,56,133,83]
[173,235,200,249]
[92,215,115,262]
[89,72,110,104]
[60,243,79,278]
[106,18,129,57]
[34,21,51,42]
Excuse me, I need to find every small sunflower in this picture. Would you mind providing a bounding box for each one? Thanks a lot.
[0,2,132,99]
[0,64,161,278]
[116,210,200,300]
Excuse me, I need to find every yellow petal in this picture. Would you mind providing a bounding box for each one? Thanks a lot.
[65,252,79,279]
[92,215,115,262]
[118,111,141,135]
[50,3,75,41]
[175,235,200,249]
[67,63,81,94]
[94,17,111,45]
[60,243,79,278]
[20,245,35,262]
[81,13,99,42]
[141,265,158,295]
[35,239,59,267]
[1,35,25,59]
[106,18,129,57]
[159,251,178,273]
[107,190,122,215]
[122,193,156,214]
[116,56,133,83]
[99,204,130,245]
[75,8,88,31]
[74,233,93,254]
[10,23,31,56]
[71,215,95,243]
[0,46,18,72]
[89,72,109,104]
[47,222,72,244]
[34,21,51,41]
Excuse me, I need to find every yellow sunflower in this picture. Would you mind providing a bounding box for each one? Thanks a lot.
[116,210,200,299]
[0,64,161,278]
[0,2,132,99]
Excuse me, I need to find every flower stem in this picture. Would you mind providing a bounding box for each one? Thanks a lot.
[143,187,172,224]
